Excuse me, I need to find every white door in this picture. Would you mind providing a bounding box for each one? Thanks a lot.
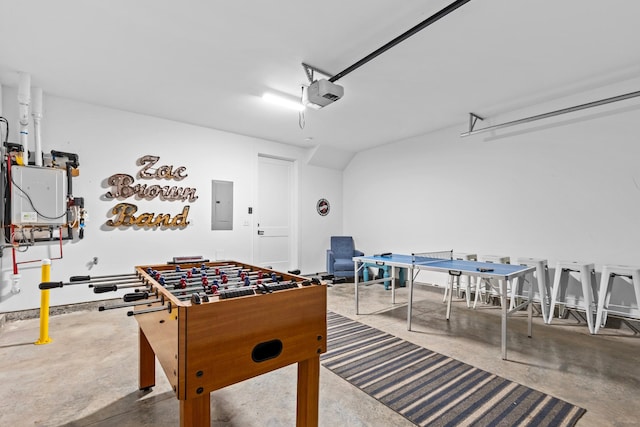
[255,156,294,271]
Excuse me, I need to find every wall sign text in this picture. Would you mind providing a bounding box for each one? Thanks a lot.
[105,155,198,229]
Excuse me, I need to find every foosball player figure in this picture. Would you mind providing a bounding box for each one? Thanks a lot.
[178,275,187,289]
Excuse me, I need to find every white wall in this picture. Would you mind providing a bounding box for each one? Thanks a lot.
[344,78,640,313]
[0,88,343,311]
[299,164,343,275]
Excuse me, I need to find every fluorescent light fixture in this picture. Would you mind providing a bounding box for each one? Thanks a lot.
[262,93,305,111]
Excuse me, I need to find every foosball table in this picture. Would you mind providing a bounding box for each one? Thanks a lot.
[121,259,326,427]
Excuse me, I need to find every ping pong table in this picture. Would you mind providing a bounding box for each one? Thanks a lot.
[352,251,536,360]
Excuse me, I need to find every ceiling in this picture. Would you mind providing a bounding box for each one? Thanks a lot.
[1,0,639,154]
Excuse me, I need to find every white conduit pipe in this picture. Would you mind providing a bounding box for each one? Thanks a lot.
[32,87,43,166]
[17,72,31,164]
[0,84,4,153]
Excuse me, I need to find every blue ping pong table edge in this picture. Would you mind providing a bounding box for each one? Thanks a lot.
[353,253,533,279]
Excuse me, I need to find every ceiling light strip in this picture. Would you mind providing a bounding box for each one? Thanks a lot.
[262,93,305,111]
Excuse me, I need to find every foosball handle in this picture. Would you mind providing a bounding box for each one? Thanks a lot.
[93,285,118,293]
[123,292,149,302]
[39,281,64,289]
[69,275,91,282]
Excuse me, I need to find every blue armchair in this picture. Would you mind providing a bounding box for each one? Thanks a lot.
[326,236,364,279]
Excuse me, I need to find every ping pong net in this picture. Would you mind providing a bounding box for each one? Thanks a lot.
[411,250,453,266]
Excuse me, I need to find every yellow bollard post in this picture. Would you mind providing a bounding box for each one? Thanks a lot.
[35,259,52,345]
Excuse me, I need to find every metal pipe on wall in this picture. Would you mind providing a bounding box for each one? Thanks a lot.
[17,72,31,164]
[32,87,43,166]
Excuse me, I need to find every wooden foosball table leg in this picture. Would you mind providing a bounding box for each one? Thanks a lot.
[139,327,155,390]
[296,355,320,427]
[180,394,211,427]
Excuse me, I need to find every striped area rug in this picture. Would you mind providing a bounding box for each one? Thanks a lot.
[321,312,586,427]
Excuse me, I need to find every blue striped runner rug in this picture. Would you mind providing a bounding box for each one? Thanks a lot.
[321,312,586,427]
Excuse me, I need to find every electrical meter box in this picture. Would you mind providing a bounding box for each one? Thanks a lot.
[10,165,67,226]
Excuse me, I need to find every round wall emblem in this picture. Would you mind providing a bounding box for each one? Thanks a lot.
[316,198,330,216]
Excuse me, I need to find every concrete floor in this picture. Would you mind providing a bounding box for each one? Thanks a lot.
[1,282,639,426]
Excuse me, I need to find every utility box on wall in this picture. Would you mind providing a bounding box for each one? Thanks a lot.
[10,165,67,226]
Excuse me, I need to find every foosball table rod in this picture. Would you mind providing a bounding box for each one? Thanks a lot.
[69,273,137,282]
[92,281,148,293]
[127,303,173,317]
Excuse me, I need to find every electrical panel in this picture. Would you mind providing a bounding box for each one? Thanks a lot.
[10,165,67,226]
[211,180,233,230]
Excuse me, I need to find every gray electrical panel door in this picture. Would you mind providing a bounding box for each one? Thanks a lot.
[211,180,233,230]
[11,165,67,226]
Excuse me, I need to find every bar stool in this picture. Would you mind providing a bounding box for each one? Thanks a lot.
[472,255,511,309]
[515,257,551,323]
[549,261,597,334]
[443,252,477,306]
[594,264,640,334]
